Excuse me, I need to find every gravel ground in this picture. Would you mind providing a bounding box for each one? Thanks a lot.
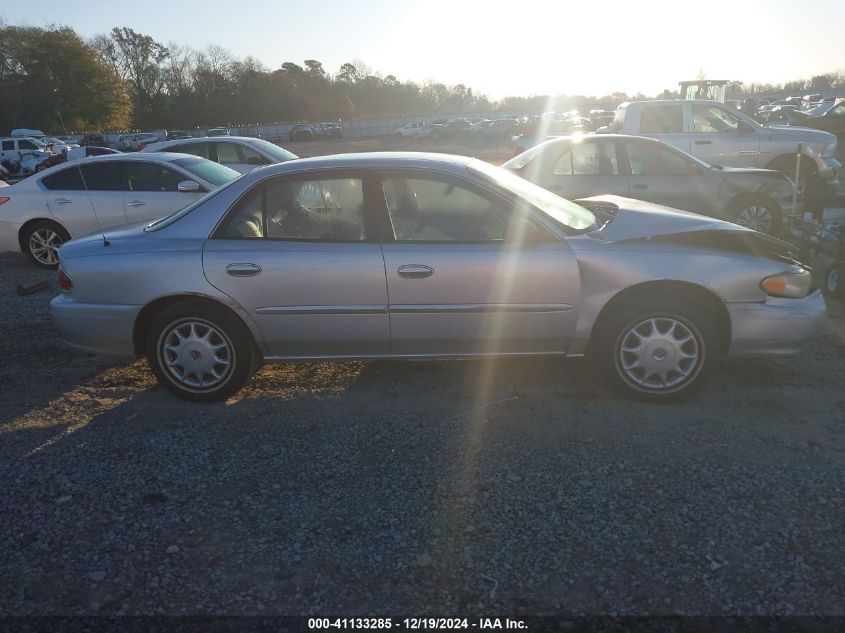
[1,250,843,618]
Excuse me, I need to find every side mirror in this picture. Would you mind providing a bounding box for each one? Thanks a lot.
[177,180,201,193]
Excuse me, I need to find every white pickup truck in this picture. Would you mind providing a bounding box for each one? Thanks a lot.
[608,100,840,186]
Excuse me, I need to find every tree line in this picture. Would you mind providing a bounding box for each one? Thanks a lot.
[1,22,843,135]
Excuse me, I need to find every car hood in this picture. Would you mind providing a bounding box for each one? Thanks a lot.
[577,195,796,259]
[758,124,836,145]
[578,195,744,240]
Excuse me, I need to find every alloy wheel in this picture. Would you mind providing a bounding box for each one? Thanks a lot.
[29,228,63,266]
[735,205,773,233]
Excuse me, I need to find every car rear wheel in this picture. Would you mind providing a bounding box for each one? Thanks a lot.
[146,302,256,402]
[595,297,719,402]
[22,220,70,269]
[728,196,779,234]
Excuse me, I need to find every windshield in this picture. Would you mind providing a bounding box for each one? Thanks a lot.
[172,157,241,186]
[250,138,299,162]
[469,159,596,232]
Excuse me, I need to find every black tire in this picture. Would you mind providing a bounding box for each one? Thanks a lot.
[594,296,720,402]
[727,195,781,234]
[21,220,70,269]
[145,301,256,402]
[822,263,845,299]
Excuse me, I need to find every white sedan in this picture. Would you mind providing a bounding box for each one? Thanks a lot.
[142,136,298,174]
[0,153,241,268]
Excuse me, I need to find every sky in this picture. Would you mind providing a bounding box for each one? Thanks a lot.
[2,0,843,99]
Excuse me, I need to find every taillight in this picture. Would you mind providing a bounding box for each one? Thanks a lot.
[58,268,73,291]
[0,197,9,205]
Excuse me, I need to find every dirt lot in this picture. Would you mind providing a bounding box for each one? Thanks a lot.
[1,140,845,618]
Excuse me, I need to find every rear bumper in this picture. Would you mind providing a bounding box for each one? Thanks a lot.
[50,294,140,359]
[0,220,23,252]
[726,290,827,357]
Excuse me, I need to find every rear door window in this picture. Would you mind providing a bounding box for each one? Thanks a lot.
[41,166,85,190]
[214,142,244,166]
[553,141,618,175]
[219,175,366,241]
[640,105,684,133]
[169,142,209,159]
[79,162,125,191]
[126,162,186,192]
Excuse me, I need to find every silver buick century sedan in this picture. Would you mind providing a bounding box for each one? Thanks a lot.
[50,153,826,403]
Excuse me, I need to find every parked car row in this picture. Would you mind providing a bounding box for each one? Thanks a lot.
[286,123,344,141]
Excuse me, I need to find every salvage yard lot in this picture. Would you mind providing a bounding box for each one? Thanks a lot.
[1,137,845,616]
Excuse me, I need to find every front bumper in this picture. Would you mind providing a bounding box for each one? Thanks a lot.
[726,289,827,357]
[816,156,841,180]
[50,294,140,359]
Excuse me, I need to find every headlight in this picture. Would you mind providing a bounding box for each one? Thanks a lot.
[760,269,812,298]
[822,142,837,158]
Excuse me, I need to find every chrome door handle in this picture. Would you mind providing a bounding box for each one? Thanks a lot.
[127,200,146,207]
[226,263,262,277]
[54,198,72,204]
[397,264,434,279]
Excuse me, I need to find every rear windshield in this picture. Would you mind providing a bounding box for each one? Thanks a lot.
[502,139,556,170]
[145,178,240,231]
[250,139,298,162]
[172,157,241,186]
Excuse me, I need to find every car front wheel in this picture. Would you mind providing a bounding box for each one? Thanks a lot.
[728,196,780,234]
[595,297,719,402]
[146,302,256,402]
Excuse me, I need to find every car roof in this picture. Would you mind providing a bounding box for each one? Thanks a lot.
[620,99,725,107]
[537,134,670,145]
[60,152,198,163]
[240,152,474,180]
[142,136,261,152]
[28,151,206,180]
